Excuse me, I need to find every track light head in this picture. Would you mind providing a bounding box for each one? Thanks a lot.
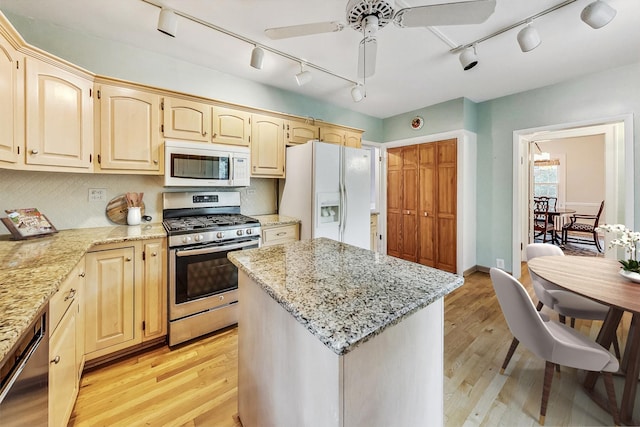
[581,0,616,29]
[459,46,478,71]
[157,8,178,37]
[250,46,264,70]
[351,85,364,102]
[517,24,541,52]
[295,69,312,86]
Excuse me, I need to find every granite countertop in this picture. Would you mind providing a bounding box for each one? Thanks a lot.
[229,237,464,355]
[250,214,300,227]
[0,224,166,365]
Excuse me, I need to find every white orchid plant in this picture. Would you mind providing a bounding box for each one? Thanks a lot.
[596,224,640,273]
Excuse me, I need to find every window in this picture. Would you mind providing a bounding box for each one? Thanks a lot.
[533,163,559,198]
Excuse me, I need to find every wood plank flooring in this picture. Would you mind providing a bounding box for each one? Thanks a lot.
[69,264,634,426]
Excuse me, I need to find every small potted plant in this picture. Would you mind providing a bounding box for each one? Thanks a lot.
[596,224,640,282]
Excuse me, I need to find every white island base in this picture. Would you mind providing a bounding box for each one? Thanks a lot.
[238,270,444,427]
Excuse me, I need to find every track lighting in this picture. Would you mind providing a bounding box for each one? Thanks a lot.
[517,23,541,52]
[351,85,364,103]
[581,1,616,29]
[295,64,312,86]
[250,46,264,70]
[157,7,178,37]
[459,46,478,71]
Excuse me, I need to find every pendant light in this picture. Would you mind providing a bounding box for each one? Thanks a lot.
[517,22,541,52]
[581,0,617,29]
[459,45,478,71]
[157,8,178,37]
[295,64,312,86]
[250,46,264,69]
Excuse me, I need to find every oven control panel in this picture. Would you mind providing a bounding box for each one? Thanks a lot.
[168,226,261,247]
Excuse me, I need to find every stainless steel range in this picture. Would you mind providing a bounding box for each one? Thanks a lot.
[163,191,261,346]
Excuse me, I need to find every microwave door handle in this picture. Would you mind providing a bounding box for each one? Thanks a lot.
[176,240,257,257]
[229,156,235,186]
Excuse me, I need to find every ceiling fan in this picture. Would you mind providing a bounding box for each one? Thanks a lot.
[265,0,497,78]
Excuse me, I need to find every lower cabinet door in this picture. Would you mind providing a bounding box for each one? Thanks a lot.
[49,302,78,427]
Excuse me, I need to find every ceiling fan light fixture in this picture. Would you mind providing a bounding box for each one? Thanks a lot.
[157,8,178,37]
[250,46,264,69]
[581,0,616,29]
[459,46,478,71]
[351,85,364,102]
[295,69,312,86]
[517,24,541,52]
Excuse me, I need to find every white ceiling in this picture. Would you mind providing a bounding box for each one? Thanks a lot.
[0,0,638,119]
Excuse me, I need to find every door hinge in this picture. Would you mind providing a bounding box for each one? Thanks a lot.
[89,154,92,163]
[142,321,146,331]
[97,154,101,164]
[97,89,101,99]
[160,101,164,110]
[161,124,164,132]
[17,146,20,155]
[16,60,19,69]
[89,88,92,98]
[142,251,146,261]
[521,242,523,250]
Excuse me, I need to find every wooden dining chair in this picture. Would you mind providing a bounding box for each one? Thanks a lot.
[533,199,554,243]
[561,200,605,252]
[525,243,621,359]
[490,268,620,426]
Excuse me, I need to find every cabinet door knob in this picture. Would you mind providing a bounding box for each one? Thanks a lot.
[51,356,60,364]
[153,160,158,164]
[423,212,428,217]
[64,288,77,301]
[31,149,39,155]
[126,257,132,262]
[79,272,85,277]
[151,252,157,257]
[202,131,208,137]
[213,133,217,138]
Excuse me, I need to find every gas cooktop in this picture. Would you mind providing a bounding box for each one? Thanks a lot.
[163,214,260,233]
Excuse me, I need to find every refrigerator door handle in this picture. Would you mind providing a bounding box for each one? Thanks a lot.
[342,183,348,234]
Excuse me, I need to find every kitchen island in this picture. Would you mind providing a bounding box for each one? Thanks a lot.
[228,238,464,427]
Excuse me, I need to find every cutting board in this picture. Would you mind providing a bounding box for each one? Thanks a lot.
[106,195,146,225]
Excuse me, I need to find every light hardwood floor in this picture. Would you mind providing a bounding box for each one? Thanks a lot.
[69,264,633,426]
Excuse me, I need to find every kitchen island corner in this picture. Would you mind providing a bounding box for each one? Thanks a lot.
[228,237,464,427]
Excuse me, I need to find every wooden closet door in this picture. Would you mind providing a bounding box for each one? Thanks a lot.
[386,147,403,258]
[436,139,457,272]
[401,146,418,262]
[418,144,437,267]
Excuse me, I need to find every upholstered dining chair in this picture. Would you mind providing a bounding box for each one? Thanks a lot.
[525,243,621,359]
[490,268,620,426]
[561,200,605,252]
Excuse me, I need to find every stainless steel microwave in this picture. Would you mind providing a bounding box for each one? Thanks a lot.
[164,140,250,187]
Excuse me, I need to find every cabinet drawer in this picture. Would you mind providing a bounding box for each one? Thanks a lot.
[50,261,82,334]
[262,224,299,247]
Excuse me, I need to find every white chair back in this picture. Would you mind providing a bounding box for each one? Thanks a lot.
[526,243,564,306]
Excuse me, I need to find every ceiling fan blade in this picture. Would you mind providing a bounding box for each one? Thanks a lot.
[357,37,377,78]
[394,0,496,28]
[265,21,345,40]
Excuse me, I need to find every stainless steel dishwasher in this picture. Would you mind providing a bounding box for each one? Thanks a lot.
[0,304,48,426]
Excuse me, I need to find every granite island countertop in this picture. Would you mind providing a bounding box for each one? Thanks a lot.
[229,237,464,355]
[0,224,166,364]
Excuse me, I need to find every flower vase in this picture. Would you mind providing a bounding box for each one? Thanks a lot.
[619,269,640,284]
[127,207,141,226]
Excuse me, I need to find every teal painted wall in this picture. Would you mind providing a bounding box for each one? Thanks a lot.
[3,12,384,142]
[382,98,466,141]
[476,61,640,271]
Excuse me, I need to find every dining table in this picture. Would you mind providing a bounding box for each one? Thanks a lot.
[528,255,640,425]
[533,208,576,245]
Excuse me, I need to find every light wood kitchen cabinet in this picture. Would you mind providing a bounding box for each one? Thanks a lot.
[345,130,362,148]
[162,97,210,142]
[286,120,319,145]
[95,83,162,173]
[387,140,457,273]
[85,239,166,361]
[49,256,85,427]
[0,32,21,165]
[251,114,285,178]
[261,223,300,247]
[24,57,93,170]
[319,126,345,146]
[212,105,251,146]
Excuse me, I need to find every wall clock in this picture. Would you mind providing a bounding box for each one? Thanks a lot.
[411,116,424,130]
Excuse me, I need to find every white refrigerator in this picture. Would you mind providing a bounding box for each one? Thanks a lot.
[279,140,371,249]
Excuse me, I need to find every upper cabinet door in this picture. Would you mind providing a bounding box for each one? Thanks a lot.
[24,58,93,169]
[251,114,285,177]
[212,106,251,146]
[0,37,20,164]
[96,84,162,173]
[286,120,319,145]
[344,130,362,149]
[319,126,344,145]
[162,97,211,142]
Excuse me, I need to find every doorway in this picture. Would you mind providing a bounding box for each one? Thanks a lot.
[512,115,634,279]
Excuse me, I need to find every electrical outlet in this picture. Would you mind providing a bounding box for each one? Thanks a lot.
[496,258,505,269]
[88,188,107,202]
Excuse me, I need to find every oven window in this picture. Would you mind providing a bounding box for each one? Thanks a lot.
[175,251,237,303]
[171,154,229,180]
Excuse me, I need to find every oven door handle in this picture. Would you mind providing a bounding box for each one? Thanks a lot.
[175,240,258,257]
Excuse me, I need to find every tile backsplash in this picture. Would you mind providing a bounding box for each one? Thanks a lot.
[0,169,277,235]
